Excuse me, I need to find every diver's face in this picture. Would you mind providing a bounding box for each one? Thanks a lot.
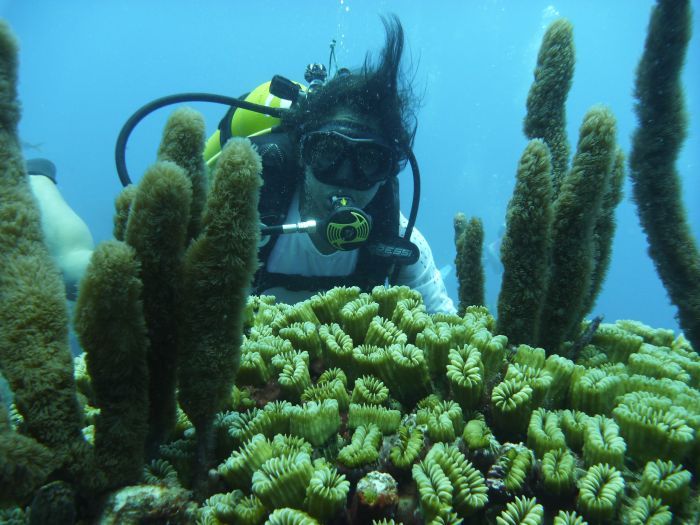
[299,111,392,216]
[302,164,383,217]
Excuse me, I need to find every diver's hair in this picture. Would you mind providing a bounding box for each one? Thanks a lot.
[282,14,417,163]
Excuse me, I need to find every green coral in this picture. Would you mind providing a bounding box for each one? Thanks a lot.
[638,459,691,508]
[446,346,484,411]
[496,496,544,525]
[526,408,566,459]
[425,443,489,517]
[552,511,587,525]
[412,460,454,521]
[540,448,577,496]
[251,452,314,511]
[497,444,535,494]
[491,379,534,437]
[462,418,493,452]
[623,496,672,525]
[288,400,340,447]
[218,433,274,490]
[337,423,382,468]
[417,400,464,443]
[577,463,625,522]
[612,391,694,463]
[581,415,626,468]
[352,375,389,406]
[279,322,322,360]
[390,425,424,469]
[340,293,380,345]
[305,463,349,521]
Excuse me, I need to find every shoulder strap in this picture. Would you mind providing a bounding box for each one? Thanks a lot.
[248,131,303,293]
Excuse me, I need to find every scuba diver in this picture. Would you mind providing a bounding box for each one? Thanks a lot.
[203,15,454,312]
[31,15,455,314]
[25,157,94,301]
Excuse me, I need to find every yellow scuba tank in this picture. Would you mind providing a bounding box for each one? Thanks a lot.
[203,80,306,167]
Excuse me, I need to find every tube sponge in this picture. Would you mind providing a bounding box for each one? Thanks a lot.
[0,393,55,503]
[122,160,192,451]
[74,240,150,488]
[580,149,625,318]
[453,213,485,312]
[538,105,618,352]
[155,107,207,242]
[628,0,699,352]
[112,184,137,241]
[496,139,553,346]
[178,137,262,464]
[523,18,574,195]
[0,19,93,491]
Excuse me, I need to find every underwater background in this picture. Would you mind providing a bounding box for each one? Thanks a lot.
[2,0,698,334]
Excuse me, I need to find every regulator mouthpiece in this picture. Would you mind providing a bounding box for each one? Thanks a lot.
[323,195,372,251]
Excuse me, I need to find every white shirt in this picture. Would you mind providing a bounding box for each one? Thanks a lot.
[264,189,456,314]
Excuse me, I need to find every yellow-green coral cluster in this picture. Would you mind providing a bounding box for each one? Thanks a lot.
[65,287,700,524]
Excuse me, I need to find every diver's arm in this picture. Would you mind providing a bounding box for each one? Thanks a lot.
[395,215,457,315]
[28,174,94,300]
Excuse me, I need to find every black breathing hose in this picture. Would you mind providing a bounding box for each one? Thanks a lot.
[115,93,285,187]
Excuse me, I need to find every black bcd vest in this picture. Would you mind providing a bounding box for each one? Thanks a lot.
[246,131,404,296]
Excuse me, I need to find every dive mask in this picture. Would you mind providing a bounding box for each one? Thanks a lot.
[300,122,399,190]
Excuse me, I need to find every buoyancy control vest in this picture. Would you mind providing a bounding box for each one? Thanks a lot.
[247,130,402,295]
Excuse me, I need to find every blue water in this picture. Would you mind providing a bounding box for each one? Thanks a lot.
[3,0,699,335]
